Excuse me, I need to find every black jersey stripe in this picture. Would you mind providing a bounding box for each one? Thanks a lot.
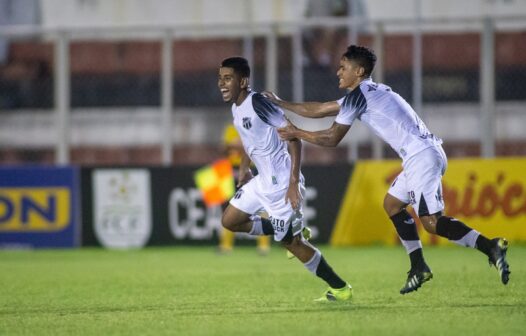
[252,92,282,126]
[342,88,367,120]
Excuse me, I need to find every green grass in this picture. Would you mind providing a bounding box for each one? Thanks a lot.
[1,245,525,335]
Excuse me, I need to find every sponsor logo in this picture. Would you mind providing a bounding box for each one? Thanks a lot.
[403,218,415,225]
[270,216,286,233]
[0,188,70,232]
[443,172,526,218]
[169,187,223,240]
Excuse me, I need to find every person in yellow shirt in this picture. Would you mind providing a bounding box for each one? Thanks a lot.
[218,124,271,255]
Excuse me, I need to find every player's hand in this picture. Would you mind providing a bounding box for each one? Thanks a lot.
[285,182,302,210]
[277,118,297,141]
[237,168,253,187]
[261,91,281,104]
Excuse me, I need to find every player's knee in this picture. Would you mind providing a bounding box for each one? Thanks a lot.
[280,233,300,248]
[419,214,438,234]
[221,212,235,231]
[221,218,231,230]
[383,194,405,217]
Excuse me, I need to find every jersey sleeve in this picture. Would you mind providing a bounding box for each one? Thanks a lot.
[334,88,367,126]
[252,92,287,128]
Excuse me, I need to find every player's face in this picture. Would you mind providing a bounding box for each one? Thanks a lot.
[218,67,242,104]
[337,57,363,90]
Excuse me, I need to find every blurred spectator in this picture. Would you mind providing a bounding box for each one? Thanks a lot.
[303,0,366,68]
[0,0,40,64]
[0,0,42,108]
[303,0,348,67]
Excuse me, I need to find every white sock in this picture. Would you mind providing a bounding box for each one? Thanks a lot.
[452,230,480,248]
[399,238,423,254]
[248,215,264,236]
[303,249,322,275]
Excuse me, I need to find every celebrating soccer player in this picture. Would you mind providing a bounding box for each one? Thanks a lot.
[218,57,352,301]
[264,45,511,294]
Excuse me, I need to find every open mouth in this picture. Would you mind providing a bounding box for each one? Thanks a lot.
[220,88,230,100]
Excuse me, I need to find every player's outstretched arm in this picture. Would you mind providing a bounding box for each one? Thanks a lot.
[262,91,340,118]
[279,120,351,148]
[286,138,302,210]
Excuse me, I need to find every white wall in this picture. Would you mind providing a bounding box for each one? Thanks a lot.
[0,102,524,148]
[366,0,525,20]
[38,0,526,30]
[39,0,308,28]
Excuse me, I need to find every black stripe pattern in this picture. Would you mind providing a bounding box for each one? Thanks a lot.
[341,88,367,120]
[252,92,284,127]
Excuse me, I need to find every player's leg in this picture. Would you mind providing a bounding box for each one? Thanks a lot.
[384,194,427,268]
[267,189,351,301]
[222,204,274,235]
[415,147,510,285]
[286,226,311,259]
[259,177,351,301]
[385,172,431,294]
[222,179,274,236]
[255,210,271,255]
[384,177,427,272]
[396,148,455,294]
[218,200,236,254]
[420,213,510,285]
[281,232,352,302]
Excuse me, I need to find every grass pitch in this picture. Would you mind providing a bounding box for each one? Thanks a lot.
[1,245,524,335]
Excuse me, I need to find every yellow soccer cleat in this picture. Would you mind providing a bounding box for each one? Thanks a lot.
[314,283,353,302]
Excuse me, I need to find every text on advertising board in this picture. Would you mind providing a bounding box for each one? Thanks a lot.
[0,188,71,232]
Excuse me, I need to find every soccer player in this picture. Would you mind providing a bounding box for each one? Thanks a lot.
[218,56,352,301]
[264,45,511,294]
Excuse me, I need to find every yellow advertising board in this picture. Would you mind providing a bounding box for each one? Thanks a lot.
[331,157,526,246]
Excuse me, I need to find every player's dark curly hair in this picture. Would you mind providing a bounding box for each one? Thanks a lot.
[221,57,251,78]
[342,45,377,77]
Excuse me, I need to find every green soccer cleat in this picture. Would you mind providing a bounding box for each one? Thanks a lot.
[286,227,312,259]
[399,263,433,295]
[488,238,511,285]
[314,283,353,302]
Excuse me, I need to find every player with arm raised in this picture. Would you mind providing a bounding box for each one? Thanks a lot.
[218,57,352,301]
[264,45,510,294]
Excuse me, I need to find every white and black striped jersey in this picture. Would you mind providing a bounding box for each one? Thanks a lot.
[335,78,443,161]
[231,91,297,192]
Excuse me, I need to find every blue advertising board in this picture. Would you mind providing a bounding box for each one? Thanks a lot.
[0,166,80,248]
